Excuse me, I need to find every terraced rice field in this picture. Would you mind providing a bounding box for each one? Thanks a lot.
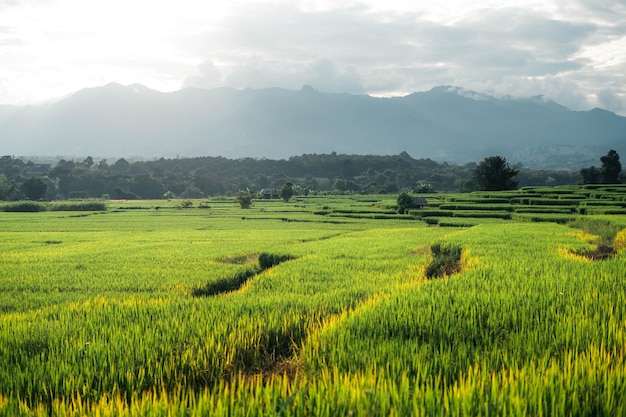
[1,186,625,416]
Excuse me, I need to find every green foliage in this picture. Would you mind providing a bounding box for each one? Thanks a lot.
[601,149,622,184]
[1,153,588,201]
[333,179,362,193]
[279,182,294,202]
[1,201,46,212]
[581,149,622,184]
[191,268,258,296]
[49,201,107,211]
[178,200,194,209]
[396,191,421,214]
[68,190,91,199]
[236,189,254,209]
[21,176,48,200]
[472,156,520,191]
[0,174,15,200]
[113,187,139,200]
[424,242,463,278]
[258,252,295,270]
[413,182,434,193]
[580,165,601,184]
[1,201,108,212]
[193,253,294,297]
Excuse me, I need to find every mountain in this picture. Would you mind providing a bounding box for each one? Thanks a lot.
[1,83,625,169]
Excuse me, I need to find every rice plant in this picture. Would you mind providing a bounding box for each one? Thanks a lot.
[0,192,625,415]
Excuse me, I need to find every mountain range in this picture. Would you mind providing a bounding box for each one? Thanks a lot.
[1,83,625,169]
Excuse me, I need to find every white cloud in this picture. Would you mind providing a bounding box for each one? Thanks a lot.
[184,57,364,94]
[0,0,625,115]
[597,89,626,113]
[183,60,222,89]
[303,59,363,93]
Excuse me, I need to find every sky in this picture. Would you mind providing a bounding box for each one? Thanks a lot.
[1,0,625,115]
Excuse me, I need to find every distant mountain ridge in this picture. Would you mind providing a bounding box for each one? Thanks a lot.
[1,83,625,169]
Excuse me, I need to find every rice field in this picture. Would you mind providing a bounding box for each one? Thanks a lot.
[1,188,625,416]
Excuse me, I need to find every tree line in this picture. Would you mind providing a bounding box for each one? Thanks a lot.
[0,151,621,201]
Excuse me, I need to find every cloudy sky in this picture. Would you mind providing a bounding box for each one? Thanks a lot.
[1,0,625,114]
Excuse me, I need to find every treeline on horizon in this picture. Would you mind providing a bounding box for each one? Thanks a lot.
[0,151,610,201]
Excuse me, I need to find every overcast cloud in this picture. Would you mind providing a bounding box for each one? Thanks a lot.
[1,0,625,115]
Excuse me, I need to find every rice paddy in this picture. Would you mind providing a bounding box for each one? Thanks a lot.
[1,186,625,416]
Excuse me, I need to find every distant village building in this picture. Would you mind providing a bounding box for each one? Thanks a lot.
[259,188,279,199]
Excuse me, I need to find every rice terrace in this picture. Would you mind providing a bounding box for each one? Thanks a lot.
[1,184,626,416]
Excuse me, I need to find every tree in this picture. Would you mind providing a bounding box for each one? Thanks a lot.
[580,166,601,184]
[83,156,94,169]
[333,179,361,193]
[0,174,15,200]
[413,182,434,193]
[236,189,253,209]
[600,149,622,183]
[113,158,130,172]
[471,156,519,191]
[21,177,48,200]
[113,187,139,200]
[180,186,204,199]
[581,150,622,184]
[396,192,416,214]
[279,182,294,202]
[130,173,165,199]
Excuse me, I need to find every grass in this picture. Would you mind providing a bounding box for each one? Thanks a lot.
[0,201,107,212]
[0,189,625,416]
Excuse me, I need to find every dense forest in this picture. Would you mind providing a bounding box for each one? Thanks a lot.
[0,152,600,201]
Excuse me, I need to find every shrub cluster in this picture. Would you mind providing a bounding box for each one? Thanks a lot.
[193,253,295,297]
[425,242,463,278]
[191,269,257,297]
[49,202,107,211]
[258,253,295,271]
[1,201,107,212]
[1,202,46,212]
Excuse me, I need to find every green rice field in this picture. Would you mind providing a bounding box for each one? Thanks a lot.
[1,186,625,416]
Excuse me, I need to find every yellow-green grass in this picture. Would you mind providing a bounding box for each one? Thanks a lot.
[0,194,625,416]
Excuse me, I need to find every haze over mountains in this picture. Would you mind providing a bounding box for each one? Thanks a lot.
[1,83,625,170]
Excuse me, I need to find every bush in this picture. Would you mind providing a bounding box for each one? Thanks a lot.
[191,269,257,297]
[192,253,295,297]
[1,202,47,212]
[49,202,107,211]
[258,253,294,270]
[425,243,462,278]
[177,200,193,209]
[237,190,254,209]
[396,192,417,214]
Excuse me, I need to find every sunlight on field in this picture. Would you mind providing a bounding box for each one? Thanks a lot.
[1,191,625,415]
